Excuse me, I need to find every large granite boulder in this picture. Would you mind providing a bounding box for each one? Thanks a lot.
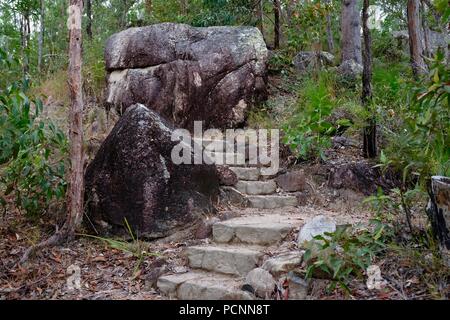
[104,23,268,130]
[84,104,220,238]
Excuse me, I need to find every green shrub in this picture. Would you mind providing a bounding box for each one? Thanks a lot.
[379,51,450,188]
[0,50,68,218]
[282,71,353,160]
[372,30,405,63]
[304,219,392,291]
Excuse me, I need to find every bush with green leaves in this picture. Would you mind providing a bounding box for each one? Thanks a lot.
[285,1,332,54]
[303,219,392,291]
[282,71,354,161]
[0,51,68,217]
[380,51,450,190]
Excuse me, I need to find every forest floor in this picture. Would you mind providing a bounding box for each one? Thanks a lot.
[1,73,448,300]
[1,140,443,300]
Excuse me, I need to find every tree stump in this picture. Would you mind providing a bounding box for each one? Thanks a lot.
[426,176,450,265]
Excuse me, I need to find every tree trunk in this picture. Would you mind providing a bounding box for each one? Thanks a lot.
[361,0,376,158]
[273,0,281,49]
[19,0,85,264]
[325,0,335,53]
[285,0,295,28]
[256,0,264,38]
[38,0,45,73]
[19,14,25,75]
[66,0,85,236]
[341,0,362,64]
[144,0,153,15]
[86,0,92,39]
[407,0,427,78]
[120,0,129,28]
[421,1,431,58]
[426,176,450,266]
[21,12,30,75]
[179,0,187,15]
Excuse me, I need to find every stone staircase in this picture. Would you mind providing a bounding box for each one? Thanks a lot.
[208,137,300,209]
[157,138,306,300]
[157,213,305,299]
[223,166,299,209]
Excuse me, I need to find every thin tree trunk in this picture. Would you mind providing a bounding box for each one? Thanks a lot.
[325,0,335,53]
[286,0,295,27]
[86,0,92,39]
[256,0,264,38]
[341,0,362,64]
[421,1,431,58]
[120,0,130,29]
[20,0,85,264]
[362,0,376,158]
[38,0,45,73]
[66,0,85,237]
[273,0,281,49]
[144,0,153,15]
[407,0,427,78]
[179,0,187,15]
[19,14,25,75]
[21,12,30,75]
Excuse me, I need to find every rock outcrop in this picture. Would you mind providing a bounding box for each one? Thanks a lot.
[84,104,220,238]
[104,23,268,130]
[393,30,449,56]
[293,51,335,73]
[337,59,363,81]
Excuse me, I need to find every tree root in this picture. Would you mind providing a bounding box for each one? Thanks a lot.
[19,225,74,265]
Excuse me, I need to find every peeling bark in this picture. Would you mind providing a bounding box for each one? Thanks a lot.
[341,0,362,64]
[362,0,376,158]
[407,0,427,78]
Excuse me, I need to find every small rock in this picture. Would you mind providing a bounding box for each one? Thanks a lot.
[337,59,363,81]
[286,271,309,300]
[144,265,167,290]
[297,215,336,246]
[195,217,220,239]
[149,257,167,269]
[219,186,249,206]
[327,160,391,195]
[262,251,304,276]
[366,265,385,290]
[294,191,308,206]
[218,210,240,221]
[293,51,334,73]
[241,284,255,295]
[173,266,189,274]
[275,170,306,192]
[216,165,238,186]
[332,136,355,148]
[244,268,276,298]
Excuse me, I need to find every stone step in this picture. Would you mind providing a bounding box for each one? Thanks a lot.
[157,270,253,300]
[219,186,249,206]
[213,214,300,245]
[247,195,298,209]
[203,151,246,166]
[185,244,264,276]
[229,167,260,181]
[235,180,277,195]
